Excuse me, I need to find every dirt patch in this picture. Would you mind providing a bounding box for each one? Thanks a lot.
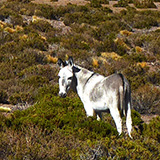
[141,114,158,124]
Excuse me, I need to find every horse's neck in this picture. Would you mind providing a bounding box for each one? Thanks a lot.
[74,66,93,95]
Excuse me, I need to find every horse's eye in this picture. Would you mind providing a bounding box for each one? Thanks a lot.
[68,77,72,80]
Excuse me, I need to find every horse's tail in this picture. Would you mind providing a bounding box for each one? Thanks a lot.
[119,73,132,138]
[118,73,131,117]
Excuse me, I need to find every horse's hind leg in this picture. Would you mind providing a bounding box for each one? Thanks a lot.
[110,107,122,135]
[96,112,102,121]
[126,103,132,138]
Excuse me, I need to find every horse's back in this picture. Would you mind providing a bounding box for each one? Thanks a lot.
[89,73,123,104]
[103,73,123,90]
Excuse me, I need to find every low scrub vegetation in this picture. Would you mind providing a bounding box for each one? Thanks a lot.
[0,0,160,159]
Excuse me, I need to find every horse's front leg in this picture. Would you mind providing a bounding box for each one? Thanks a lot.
[83,103,94,117]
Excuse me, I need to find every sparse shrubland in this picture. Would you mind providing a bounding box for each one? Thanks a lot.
[0,0,160,159]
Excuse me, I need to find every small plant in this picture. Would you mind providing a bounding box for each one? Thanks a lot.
[92,57,99,67]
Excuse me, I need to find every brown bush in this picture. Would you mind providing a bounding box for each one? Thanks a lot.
[132,84,160,114]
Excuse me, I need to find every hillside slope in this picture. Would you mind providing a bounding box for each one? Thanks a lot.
[0,0,160,159]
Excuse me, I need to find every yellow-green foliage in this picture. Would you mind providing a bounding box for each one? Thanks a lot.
[92,57,99,67]
[135,46,143,53]
[137,61,147,68]
[114,37,131,50]
[101,52,122,61]
[46,55,58,63]
[0,107,11,112]
[4,27,16,34]
[120,30,133,36]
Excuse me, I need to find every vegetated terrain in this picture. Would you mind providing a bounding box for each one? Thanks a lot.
[0,0,160,159]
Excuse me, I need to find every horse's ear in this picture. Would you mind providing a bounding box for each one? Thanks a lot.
[68,56,74,66]
[58,58,65,68]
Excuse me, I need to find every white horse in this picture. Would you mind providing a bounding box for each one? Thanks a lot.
[58,57,132,138]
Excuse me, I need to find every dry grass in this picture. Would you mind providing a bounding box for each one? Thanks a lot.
[101,52,122,61]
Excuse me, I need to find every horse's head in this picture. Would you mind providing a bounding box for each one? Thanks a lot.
[58,57,75,98]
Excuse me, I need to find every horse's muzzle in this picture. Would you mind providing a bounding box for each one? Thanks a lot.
[59,92,67,98]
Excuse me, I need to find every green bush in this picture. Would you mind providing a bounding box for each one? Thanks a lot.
[29,20,53,33]
[90,0,102,8]
[10,14,24,26]
[0,90,8,103]
[147,71,160,85]
[143,116,160,141]
[113,0,129,7]
[131,109,143,126]
[132,14,158,29]
[61,34,90,51]
[134,0,157,8]
[4,94,117,139]
[123,64,148,90]
[9,92,33,104]
[22,75,49,87]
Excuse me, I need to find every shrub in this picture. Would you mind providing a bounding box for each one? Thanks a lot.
[4,94,117,139]
[0,8,15,18]
[0,62,15,80]
[125,52,147,62]
[29,19,53,33]
[0,125,79,160]
[0,90,8,103]
[9,92,33,105]
[90,0,102,8]
[61,34,90,51]
[132,14,158,29]
[64,11,105,26]
[24,32,48,51]
[123,64,148,90]
[134,0,157,8]
[113,0,129,7]
[147,71,160,85]
[7,0,31,3]
[35,4,57,20]
[131,109,143,126]
[132,84,160,114]
[10,14,24,26]
[143,116,160,141]
[22,75,49,87]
